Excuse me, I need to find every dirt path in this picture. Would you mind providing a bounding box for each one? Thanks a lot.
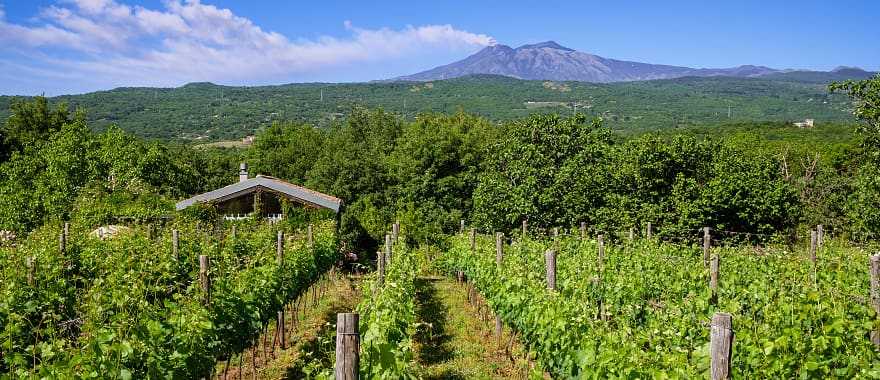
[413,278,532,379]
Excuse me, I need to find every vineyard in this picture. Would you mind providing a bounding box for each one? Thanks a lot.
[0,219,337,378]
[438,226,880,378]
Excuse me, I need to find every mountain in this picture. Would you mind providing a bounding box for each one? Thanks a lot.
[0,74,861,141]
[394,41,858,83]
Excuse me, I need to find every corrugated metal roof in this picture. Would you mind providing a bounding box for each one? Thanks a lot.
[176,175,342,212]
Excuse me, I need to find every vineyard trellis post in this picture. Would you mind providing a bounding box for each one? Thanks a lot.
[870,255,880,346]
[377,249,385,286]
[469,228,476,252]
[335,313,360,380]
[199,255,210,305]
[597,234,605,270]
[495,232,504,340]
[809,230,817,263]
[392,221,400,244]
[647,222,653,240]
[26,256,35,286]
[710,255,719,304]
[703,227,711,267]
[817,224,824,248]
[308,224,314,248]
[710,312,733,380]
[277,231,284,265]
[61,222,69,255]
[231,225,236,239]
[580,222,587,239]
[59,231,66,256]
[522,219,527,236]
[545,249,556,291]
[629,227,634,241]
[385,233,392,265]
[460,219,465,233]
[172,229,179,260]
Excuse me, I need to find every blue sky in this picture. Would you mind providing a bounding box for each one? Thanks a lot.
[1,0,877,95]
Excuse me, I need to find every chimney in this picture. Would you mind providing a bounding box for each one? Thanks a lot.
[239,163,249,182]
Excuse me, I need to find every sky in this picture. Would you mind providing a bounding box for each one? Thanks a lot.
[0,0,878,95]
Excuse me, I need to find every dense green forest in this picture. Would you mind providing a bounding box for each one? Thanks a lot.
[0,75,878,253]
[0,73,866,141]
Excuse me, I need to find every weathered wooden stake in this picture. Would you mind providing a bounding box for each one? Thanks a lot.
[277,231,284,265]
[384,234,392,265]
[580,222,587,239]
[710,312,733,380]
[469,228,476,252]
[335,313,360,380]
[495,232,504,266]
[817,224,824,248]
[809,230,817,263]
[545,249,557,291]
[377,250,385,286]
[710,254,719,303]
[199,255,211,305]
[172,229,179,260]
[703,227,711,267]
[522,219,528,236]
[460,219,465,233]
[277,311,286,350]
[597,234,605,270]
[62,222,69,254]
[63,222,70,238]
[647,222,653,240]
[870,255,880,346]
[26,256,35,286]
[495,315,503,341]
[231,225,236,239]
[629,227,635,241]
[392,221,400,244]
[307,224,314,248]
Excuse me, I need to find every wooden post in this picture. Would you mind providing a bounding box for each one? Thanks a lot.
[59,231,66,255]
[703,227,711,267]
[647,222,653,240]
[26,256,35,286]
[63,222,70,239]
[710,255,719,303]
[231,225,236,239]
[277,310,286,350]
[870,255,880,346]
[629,227,635,241]
[553,227,559,238]
[522,219,527,236]
[597,234,605,270]
[710,312,733,380]
[460,219,465,233]
[545,249,557,291]
[172,229,179,260]
[62,222,69,254]
[817,224,824,248]
[580,222,586,239]
[335,313,359,380]
[392,221,400,244]
[469,228,476,252]
[495,232,503,266]
[377,250,385,286]
[199,255,210,305]
[307,224,314,248]
[277,231,284,265]
[809,230,817,263]
[384,234,392,265]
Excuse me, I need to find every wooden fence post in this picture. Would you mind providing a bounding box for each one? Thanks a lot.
[384,234,392,266]
[460,219,465,233]
[61,222,69,254]
[870,255,880,346]
[522,219,528,236]
[392,221,400,244]
[647,222,653,240]
[277,310,286,350]
[809,230,817,263]
[597,234,605,270]
[26,256,35,286]
[277,231,284,265]
[199,255,210,305]
[629,227,635,241]
[710,255,719,304]
[495,232,504,266]
[335,313,360,380]
[817,224,824,248]
[580,222,587,239]
[469,228,476,252]
[710,312,733,380]
[231,225,236,239]
[703,227,711,267]
[308,224,314,248]
[545,249,556,291]
[172,229,179,260]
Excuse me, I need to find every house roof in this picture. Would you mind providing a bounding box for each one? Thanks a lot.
[176,175,343,212]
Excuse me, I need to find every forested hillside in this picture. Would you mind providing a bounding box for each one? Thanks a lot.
[0,74,859,141]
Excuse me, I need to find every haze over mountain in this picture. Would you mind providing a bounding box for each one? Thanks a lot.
[395,41,869,83]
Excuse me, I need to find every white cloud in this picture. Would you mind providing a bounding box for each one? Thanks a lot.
[0,0,494,92]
